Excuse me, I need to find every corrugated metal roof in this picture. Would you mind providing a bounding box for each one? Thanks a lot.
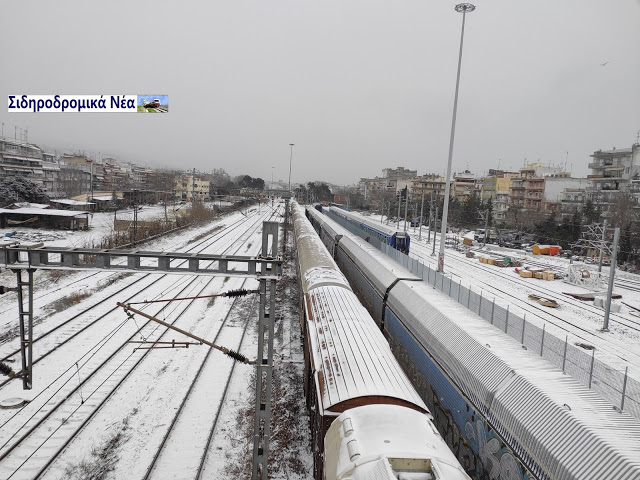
[327,206,403,236]
[308,206,420,293]
[388,281,640,480]
[52,199,95,206]
[294,204,351,292]
[0,208,88,217]
[306,285,426,414]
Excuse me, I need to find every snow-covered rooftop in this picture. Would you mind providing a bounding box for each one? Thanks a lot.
[52,199,96,206]
[0,208,88,217]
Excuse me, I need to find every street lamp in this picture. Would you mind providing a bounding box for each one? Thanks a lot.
[438,2,476,273]
[288,144,294,192]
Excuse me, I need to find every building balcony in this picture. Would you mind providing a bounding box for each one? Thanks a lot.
[588,175,623,181]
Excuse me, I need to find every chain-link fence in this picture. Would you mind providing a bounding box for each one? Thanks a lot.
[324,210,639,420]
[378,242,639,420]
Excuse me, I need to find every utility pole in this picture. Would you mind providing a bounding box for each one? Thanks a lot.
[418,188,425,241]
[432,205,438,256]
[428,192,433,242]
[403,188,409,232]
[598,219,608,274]
[192,168,197,204]
[380,199,384,224]
[602,227,620,332]
[133,189,138,243]
[483,208,489,246]
[288,143,294,192]
[396,193,401,229]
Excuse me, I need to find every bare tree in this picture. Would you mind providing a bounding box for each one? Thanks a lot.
[58,165,90,198]
[608,191,638,230]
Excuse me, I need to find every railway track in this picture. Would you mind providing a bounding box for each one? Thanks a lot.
[0,210,255,369]
[409,240,640,367]
[142,280,255,480]
[460,249,640,333]
[0,205,281,479]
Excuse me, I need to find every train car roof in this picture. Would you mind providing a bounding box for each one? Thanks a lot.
[293,204,352,292]
[388,281,640,479]
[326,206,405,236]
[305,285,427,415]
[306,206,343,240]
[309,206,420,291]
[324,405,470,480]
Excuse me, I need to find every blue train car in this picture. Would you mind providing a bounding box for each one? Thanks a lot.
[324,206,410,254]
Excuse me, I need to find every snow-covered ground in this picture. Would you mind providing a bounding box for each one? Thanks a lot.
[0,202,312,479]
[345,210,640,382]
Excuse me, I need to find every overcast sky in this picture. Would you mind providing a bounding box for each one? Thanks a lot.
[1,0,639,186]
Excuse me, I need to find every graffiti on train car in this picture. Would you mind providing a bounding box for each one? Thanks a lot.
[465,419,529,480]
[389,336,533,480]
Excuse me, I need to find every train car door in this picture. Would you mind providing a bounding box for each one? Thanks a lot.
[395,233,408,253]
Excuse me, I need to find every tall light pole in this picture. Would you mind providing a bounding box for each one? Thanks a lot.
[288,143,294,192]
[438,3,476,273]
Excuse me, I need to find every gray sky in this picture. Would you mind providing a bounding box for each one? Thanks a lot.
[1,0,639,186]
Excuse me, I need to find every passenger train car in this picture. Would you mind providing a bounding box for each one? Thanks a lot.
[321,205,410,254]
[292,204,470,480]
[305,205,640,480]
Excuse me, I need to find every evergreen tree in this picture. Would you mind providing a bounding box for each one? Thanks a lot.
[0,176,50,206]
[581,199,601,224]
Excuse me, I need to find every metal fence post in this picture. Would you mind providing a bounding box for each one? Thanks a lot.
[521,315,526,344]
[448,276,452,297]
[504,311,509,334]
[479,291,483,316]
[621,367,629,411]
[504,304,508,328]
[490,298,495,324]
[457,280,461,303]
[540,324,546,357]
[589,349,595,388]
[562,336,568,373]
[467,287,471,309]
